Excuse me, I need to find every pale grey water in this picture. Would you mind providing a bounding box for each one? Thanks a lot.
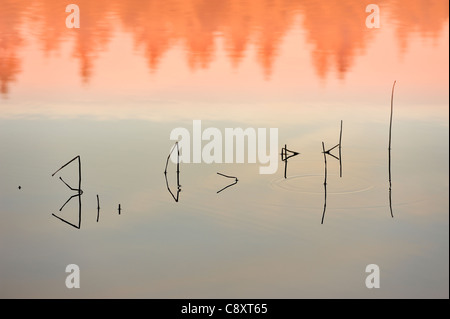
[0,114,448,298]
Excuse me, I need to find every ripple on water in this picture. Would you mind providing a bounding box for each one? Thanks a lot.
[269,174,374,195]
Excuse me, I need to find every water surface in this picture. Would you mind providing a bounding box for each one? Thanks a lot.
[0,0,448,298]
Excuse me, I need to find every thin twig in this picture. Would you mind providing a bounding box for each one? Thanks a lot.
[339,120,343,178]
[388,81,396,152]
[52,155,80,177]
[51,155,82,229]
[217,172,237,179]
[59,177,78,192]
[326,144,339,153]
[164,142,181,202]
[321,142,327,224]
[59,194,81,211]
[52,213,80,229]
[388,81,396,218]
[326,152,340,161]
[281,144,300,179]
[217,180,238,194]
[96,194,100,222]
[217,172,239,193]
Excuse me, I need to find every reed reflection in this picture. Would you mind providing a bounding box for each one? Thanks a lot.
[320,121,343,224]
[164,142,181,202]
[388,81,396,218]
[321,142,328,225]
[0,0,448,96]
[51,155,82,229]
[216,172,238,194]
[96,194,100,222]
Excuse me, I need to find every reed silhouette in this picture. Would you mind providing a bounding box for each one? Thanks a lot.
[388,81,396,218]
[280,144,300,179]
[96,194,100,222]
[164,142,181,202]
[321,142,328,224]
[51,155,82,229]
[320,121,343,224]
[216,172,238,194]
[323,120,343,177]
[339,120,343,177]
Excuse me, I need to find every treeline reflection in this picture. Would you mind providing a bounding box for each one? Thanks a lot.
[0,0,448,95]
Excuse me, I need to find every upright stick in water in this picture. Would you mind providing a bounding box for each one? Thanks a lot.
[321,142,328,224]
[96,194,100,222]
[388,81,396,218]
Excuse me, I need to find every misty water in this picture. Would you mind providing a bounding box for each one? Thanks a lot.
[0,0,448,298]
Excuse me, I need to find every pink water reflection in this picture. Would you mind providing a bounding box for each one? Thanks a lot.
[0,0,448,97]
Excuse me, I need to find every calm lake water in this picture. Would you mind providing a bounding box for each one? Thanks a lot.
[0,0,448,298]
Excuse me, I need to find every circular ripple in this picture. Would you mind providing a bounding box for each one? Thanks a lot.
[269,174,374,195]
